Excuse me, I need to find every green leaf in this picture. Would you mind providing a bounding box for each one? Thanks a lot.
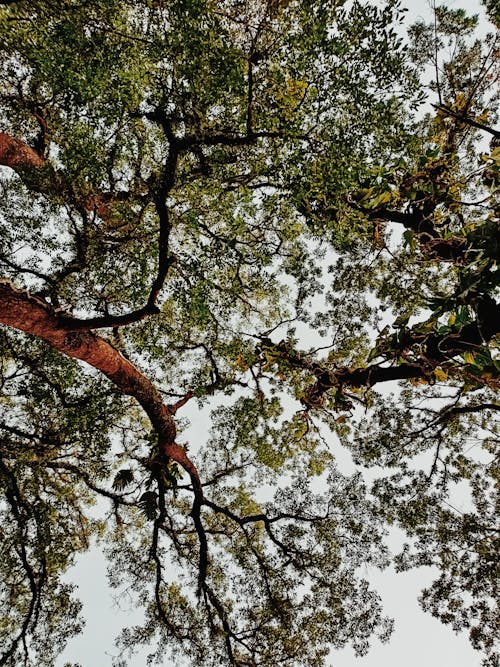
[138,491,158,520]
[112,469,134,491]
[463,351,476,365]
[402,229,415,249]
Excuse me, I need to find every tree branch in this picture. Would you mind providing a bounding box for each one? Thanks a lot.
[58,303,161,330]
[348,199,467,262]
[0,279,213,595]
[0,132,45,169]
[433,104,500,139]
[0,279,178,446]
[256,297,500,405]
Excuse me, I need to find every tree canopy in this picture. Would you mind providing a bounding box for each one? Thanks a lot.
[0,1,498,665]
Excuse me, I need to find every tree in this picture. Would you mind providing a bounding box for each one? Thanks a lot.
[0,1,498,665]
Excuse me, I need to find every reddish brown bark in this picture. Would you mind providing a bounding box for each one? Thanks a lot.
[0,132,123,219]
[0,133,45,169]
[81,191,130,219]
[0,280,201,481]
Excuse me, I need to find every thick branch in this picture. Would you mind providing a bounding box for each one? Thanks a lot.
[0,279,211,585]
[0,132,45,169]
[0,280,176,443]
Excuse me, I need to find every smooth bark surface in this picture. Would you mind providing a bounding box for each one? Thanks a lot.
[0,280,182,452]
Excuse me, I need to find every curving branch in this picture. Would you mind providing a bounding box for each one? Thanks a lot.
[0,280,178,456]
[57,303,161,330]
[0,278,213,591]
[0,132,45,169]
[0,129,178,328]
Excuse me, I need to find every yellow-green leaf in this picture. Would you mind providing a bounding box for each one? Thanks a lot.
[434,367,448,382]
[463,351,476,365]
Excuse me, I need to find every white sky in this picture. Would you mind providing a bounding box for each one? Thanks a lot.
[56,1,494,666]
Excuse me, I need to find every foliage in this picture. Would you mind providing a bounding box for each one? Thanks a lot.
[0,1,498,666]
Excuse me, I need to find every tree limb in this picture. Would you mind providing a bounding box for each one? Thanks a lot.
[0,280,177,445]
[0,279,212,591]
[0,132,45,169]
[257,297,500,405]
[433,104,500,139]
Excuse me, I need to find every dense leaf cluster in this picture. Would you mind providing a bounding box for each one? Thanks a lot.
[0,1,498,666]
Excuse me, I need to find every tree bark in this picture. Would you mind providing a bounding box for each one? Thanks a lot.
[0,133,45,169]
[0,132,125,219]
[0,280,186,458]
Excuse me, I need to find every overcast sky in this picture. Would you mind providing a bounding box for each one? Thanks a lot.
[56,1,493,666]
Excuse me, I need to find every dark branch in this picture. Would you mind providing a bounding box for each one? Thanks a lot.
[433,104,500,139]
